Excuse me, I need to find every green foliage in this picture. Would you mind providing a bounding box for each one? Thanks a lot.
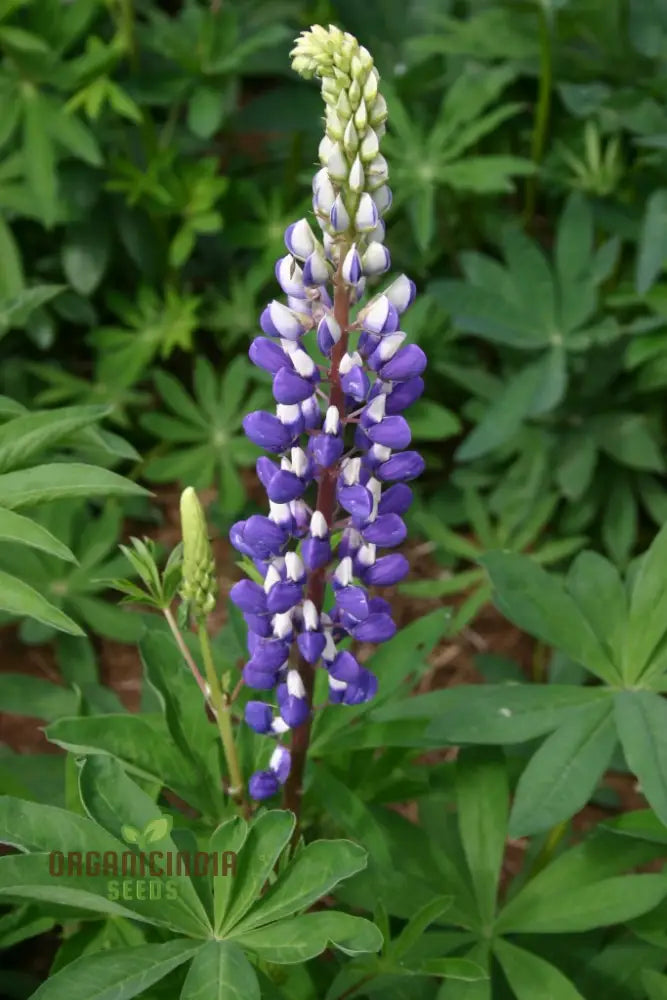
[141,357,267,517]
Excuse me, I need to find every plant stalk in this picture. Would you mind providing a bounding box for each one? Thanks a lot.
[199,623,250,818]
[523,4,553,227]
[283,259,350,827]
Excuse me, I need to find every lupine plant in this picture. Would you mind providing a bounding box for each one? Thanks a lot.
[229,23,426,807]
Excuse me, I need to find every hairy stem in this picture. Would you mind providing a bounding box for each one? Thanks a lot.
[163,606,210,702]
[199,623,250,818]
[283,260,350,825]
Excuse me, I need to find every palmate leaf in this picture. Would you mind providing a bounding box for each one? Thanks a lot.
[29,940,203,1000]
[141,356,266,514]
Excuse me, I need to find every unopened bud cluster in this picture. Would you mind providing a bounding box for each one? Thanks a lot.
[180,487,218,618]
[229,26,426,801]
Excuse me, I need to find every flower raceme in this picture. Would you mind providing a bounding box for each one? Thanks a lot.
[229,25,426,801]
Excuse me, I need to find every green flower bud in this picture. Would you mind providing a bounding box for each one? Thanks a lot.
[179,487,218,619]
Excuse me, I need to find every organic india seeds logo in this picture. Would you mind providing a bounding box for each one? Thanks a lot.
[48,813,237,901]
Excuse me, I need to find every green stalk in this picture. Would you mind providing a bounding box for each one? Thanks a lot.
[523,4,553,227]
[198,623,249,818]
[528,819,568,880]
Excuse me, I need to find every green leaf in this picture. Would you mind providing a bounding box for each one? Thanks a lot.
[0,569,83,634]
[308,764,394,873]
[436,942,491,1000]
[642,969,667,1000]
[371,683,608,743]
[623,521,667,681]
[456,362,546,461]
[0,674,79,720]
[438,155,534,193]
[0,506,75,561]
[408,400,461,440]
[0,214,23,300]
[0,463,148,509]
[50,109,103,168]
[210,817,249,932]
[234,839,367,933]
[219,810,295,933]
[555,192,594,287]
[62,223,110,295]
[636,189,667,295]
[502,226,556,329]
[456,749,507,925]
[28,939,202,1000]
[602,809,667,845]
[595,413,664,473]
[481,550,618,682]
[415,957,488,980]
[565,551,626,670]
[45,714,203,809]
[230,910,383,963]
[431,280,545,349]
[23,89,57,227]
[187,86,228,140]
[508,699,616,837]
[77,756,211,936]
[388,895,453,961]
[602,476,637,567]
[497,874,667,934]
[180,940,259,1000]
[615,691,667,825]
[0,405,108,473]
[493,939,585,999]
[0,284,65,336]
[141,629,221,814]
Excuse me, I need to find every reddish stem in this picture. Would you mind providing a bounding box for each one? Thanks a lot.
[283,262,350,826]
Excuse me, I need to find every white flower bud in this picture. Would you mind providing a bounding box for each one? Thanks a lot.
[326,143,348,181]
[362,241,390,275]
[324,405,341,434]
[343,118,359,155]
[370,94,388,126]
[363,70,378,103]
[263,564,281,593]
[287,669,306,698]
[354,101,368,132]
[348,155,364,193]
[310,511,328,538]
[354,192,378,232]
[334,556,354,585]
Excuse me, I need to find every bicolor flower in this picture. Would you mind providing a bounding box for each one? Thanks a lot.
[230,24,426,801]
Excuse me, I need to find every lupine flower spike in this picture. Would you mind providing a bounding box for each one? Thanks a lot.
[231,24,425,802]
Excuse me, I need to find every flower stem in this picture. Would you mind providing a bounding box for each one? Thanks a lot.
[283,259,350,826]
[163,606,210,703]
[523,4,552,228]
[198,623,250,818]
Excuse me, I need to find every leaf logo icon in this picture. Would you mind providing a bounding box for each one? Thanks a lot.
[120,816,172,850]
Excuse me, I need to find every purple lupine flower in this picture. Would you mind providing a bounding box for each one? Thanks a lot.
[232,25,426,801]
